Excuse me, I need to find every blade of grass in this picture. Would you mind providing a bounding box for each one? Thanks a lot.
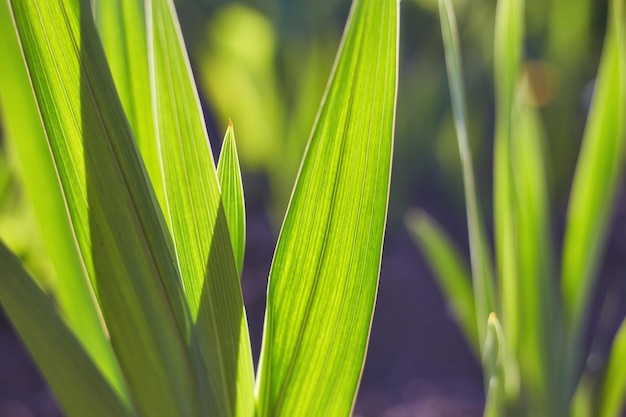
[0,0,127,401]
[148,0,254,415]
[94,0,163,207]
[492,0,525,405]
[510,95,560,414]
[217,121,246,275]
[9,1,208,415]
[597,317,626,417]
[406,209,479,355]
[483,313,506,417]
[493,0,524,355]
[0,241,136,417]
[255,0,398,415]
[561,0,626,387]
[437,0,496,348]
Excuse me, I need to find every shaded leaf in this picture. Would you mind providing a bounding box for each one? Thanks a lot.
[148,0,254,415]
[0,241,136,417]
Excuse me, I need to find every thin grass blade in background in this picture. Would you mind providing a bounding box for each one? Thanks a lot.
[217,121,246,275]
[94,0,163,207]
[405,209,479,355]
[493,0,524,363]
[597,318,626,417]
[510,95,560,413]
[255,0,399,415]
[437,0,496,348]
[483,313,506,417]
[0,0,127,401]
[9,0,209,415]
[561,0,626,385]
[148,0,254,415]
[0,241,136,417]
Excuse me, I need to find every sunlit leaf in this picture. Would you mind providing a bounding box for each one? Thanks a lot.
[217,121,246,275]
[255,0,399,415]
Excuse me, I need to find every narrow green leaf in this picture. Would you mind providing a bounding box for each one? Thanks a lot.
[492,0,524,404]
[510,96,560,413]
[148,0,254,415]
[9,1,206,415]
[483,313,506,417]
[437,0,496,347]
[561,0,626,357]
[217,121,246,275]
[406,209,479,355]
[597,317,626,417]
[94,0,164,207]
[255,0,399,415]
[0,0,127,401]
[0,241,136,417]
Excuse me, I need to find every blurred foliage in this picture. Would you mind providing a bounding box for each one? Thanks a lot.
[0,0,613,285]
[171,0,608,232]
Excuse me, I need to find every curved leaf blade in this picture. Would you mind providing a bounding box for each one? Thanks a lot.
[255,0,399,415]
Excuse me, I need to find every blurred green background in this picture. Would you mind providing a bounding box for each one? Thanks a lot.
[1,0,621,415]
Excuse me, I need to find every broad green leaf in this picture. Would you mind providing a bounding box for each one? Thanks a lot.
[510,96,560,413]
[561,0,626,372]
[0,241,136,417]
[597,317,626,417]
[94,0,163,207]
[148,0,254,415]
[437,0,496,347]
[217,121,246,275]
[9,1,208,415]
[255,0,398,415]
[405,209,479,355]
[0,0,127,401]
[493,0,524,357]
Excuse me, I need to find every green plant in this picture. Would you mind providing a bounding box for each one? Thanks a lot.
[407,0,626,416]
[0,0,398,416]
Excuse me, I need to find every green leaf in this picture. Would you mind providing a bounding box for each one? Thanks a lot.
[94,0,164,207]
[493,0,524,357]
[217,121,246,275]
[437,0,496,348]
[0,0,127,401]
[255,0,399,415]
[405,209,479,355]
[483,313,506,417]
[9,0,208,415]
[510,96,560,413]
[561,0,626,362]
[0,241,136,417]
[148,0,254,415]
[597,317,626,417]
